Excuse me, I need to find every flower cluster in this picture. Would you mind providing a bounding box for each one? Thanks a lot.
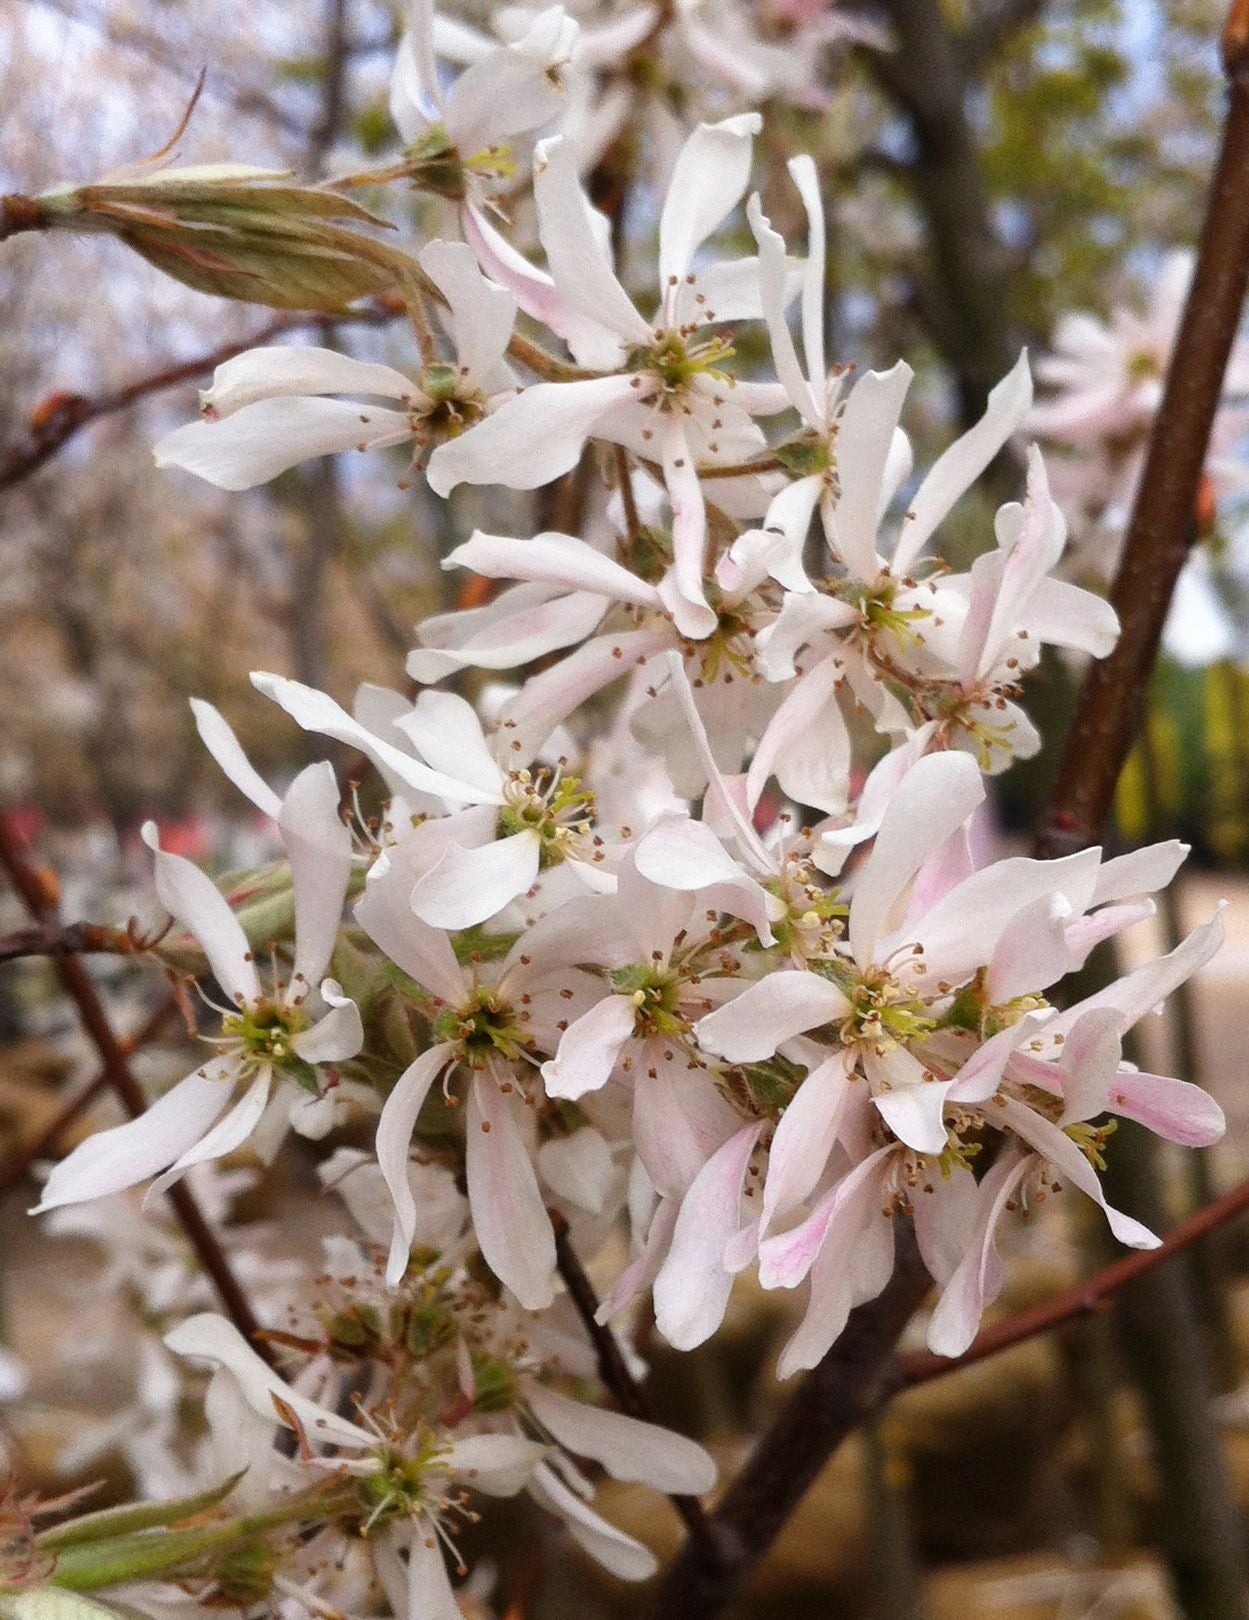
[7,6,1229,1615]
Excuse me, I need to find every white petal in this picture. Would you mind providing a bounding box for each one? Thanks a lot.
[32,1067,233,1211]
[631,1052,740,1198]
[389,0,441,143]
[411,830,540,929]
[446,529,661,607]
[528,1462,658,1580]
[279,762,353,988]
[747,193,818,422]
[142,822,258,1005]
[866,1046,957,1156]
[250,672,487,803]
[654,1122,762,1349]
[392,689,503,800]
[189,699,281,817]
[164,1313,369,1448]
[696,972,849,1063]
[146,1069,273,1200]
[527,1383,715,1494]
[1092,840,1188,905]
[847,751,984,966]
[926,1152,1031,1357]
[746,653,850,815]
[789,154,827,394]
[446,1433,547,1496]
[996,1097,1159,1250]
[830,362,914,581]
[497,626,672,762]
[986,893,1073,1002]
[355,843,467,1005]
[541,994,636,1100]
[761,1052,852,1234]
[634,815,777,945]
[467,1075,556,1309]
[656,417,716,639]
[759,1145,892,1291]
[426,375,637,496]
[418,239,516,387]
[533,136,650,343]
[154,397,411,489]
[893,350,1033,573]
[538,1127,616,1212]
[1021,575,1119,657]
[292,980,363,1063]
[1046,905,1225,1038]
[1106,1069,1226,1147]
[410,583,609,682]
[199,345,413,417]
[659,113,761,285]
[377,1046,455,1285]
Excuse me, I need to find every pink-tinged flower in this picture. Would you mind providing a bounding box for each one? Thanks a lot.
[251,672,614,929]
[415,524,790,795]
[390,2,579,204]
[154,241,516,490]
[356,836,608,1303]
[429,114,792,637]
[35,710,361,1213]
[168,1306,712,1593]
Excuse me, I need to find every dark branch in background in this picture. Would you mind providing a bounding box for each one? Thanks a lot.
[553,1223,710,1542]
[960,0,1045,67]
[0,305,397,495]
[0,815,277,1366]
[863,0,1022,431]
[1037,11,1249,858]
[0,919,153,964]
[0,995,178,1200]
[646,8,1249,1615]
[897,1173,1249,1389]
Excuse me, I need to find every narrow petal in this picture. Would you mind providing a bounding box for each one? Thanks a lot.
[142,822,258,1006]
[198,345,412,418]
[761,1052,853,1234]
[659,113,761,285]
[893,351,1033,573]
[541,995,636,1100]
[280,762,354,989]
[657,416,716,638]
[33,1067,233,1211]
[391,689,503,801]
[419,238,517,387]
[355,842,467,1004]
[527,1383,715,1494]
[426,376,638,496]
[653,1121,763,1350]
[829,362,913,582]
[291,980,363,1064]
[866,1046,958,1156]
[467,1075,557,1309]
[1092,840,1189,905]
[847,751,985,967]
[446,1434,547,1496]
[696,972,848,1063]
[146,1069,273,1200]
[1046,905,1225,1039]
[789,154,827,393]
[528,1462,658,1580]
[746,653,850,815]
[378,1046,454,1286]
[1107,1069,1226,1147]
[164,1314,369,1448]
[926,1152,1031,1357]
[746,193,818,422]
[411,831,541,929]
[446,529,661,607]
[189,699,281,818]
[533,136,650,343]
[634,815,778,944]
[154,398,411,490]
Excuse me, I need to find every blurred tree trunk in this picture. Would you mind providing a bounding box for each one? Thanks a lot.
[867,0,1030,428]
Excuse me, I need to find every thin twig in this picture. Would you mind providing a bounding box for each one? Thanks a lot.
[1037,7,1249,859]
[0,994,178,1199]
[0,305,398,494]
[0,815,276,1365]
[553,1222,710,1541]
[0,919,152,964]
[896,1174,1249,1390]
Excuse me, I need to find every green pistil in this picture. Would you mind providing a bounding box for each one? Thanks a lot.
[358,1435,449,1531]
[626,331,736,397]
[433,989,531,1062]
[222,998,318,1090]
[609,962,688,1037]
[497,774,594,870]
[817,960,936,1047]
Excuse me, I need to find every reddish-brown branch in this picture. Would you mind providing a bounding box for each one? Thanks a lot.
[0,815,276,1365]
[897,1174,1249,1390]
[0,305,396,495]
[1036,15,1249,859]
[0,919,156,964]
[0,994,178,1199]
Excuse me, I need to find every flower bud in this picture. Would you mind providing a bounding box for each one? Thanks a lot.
[12,166,415,313]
